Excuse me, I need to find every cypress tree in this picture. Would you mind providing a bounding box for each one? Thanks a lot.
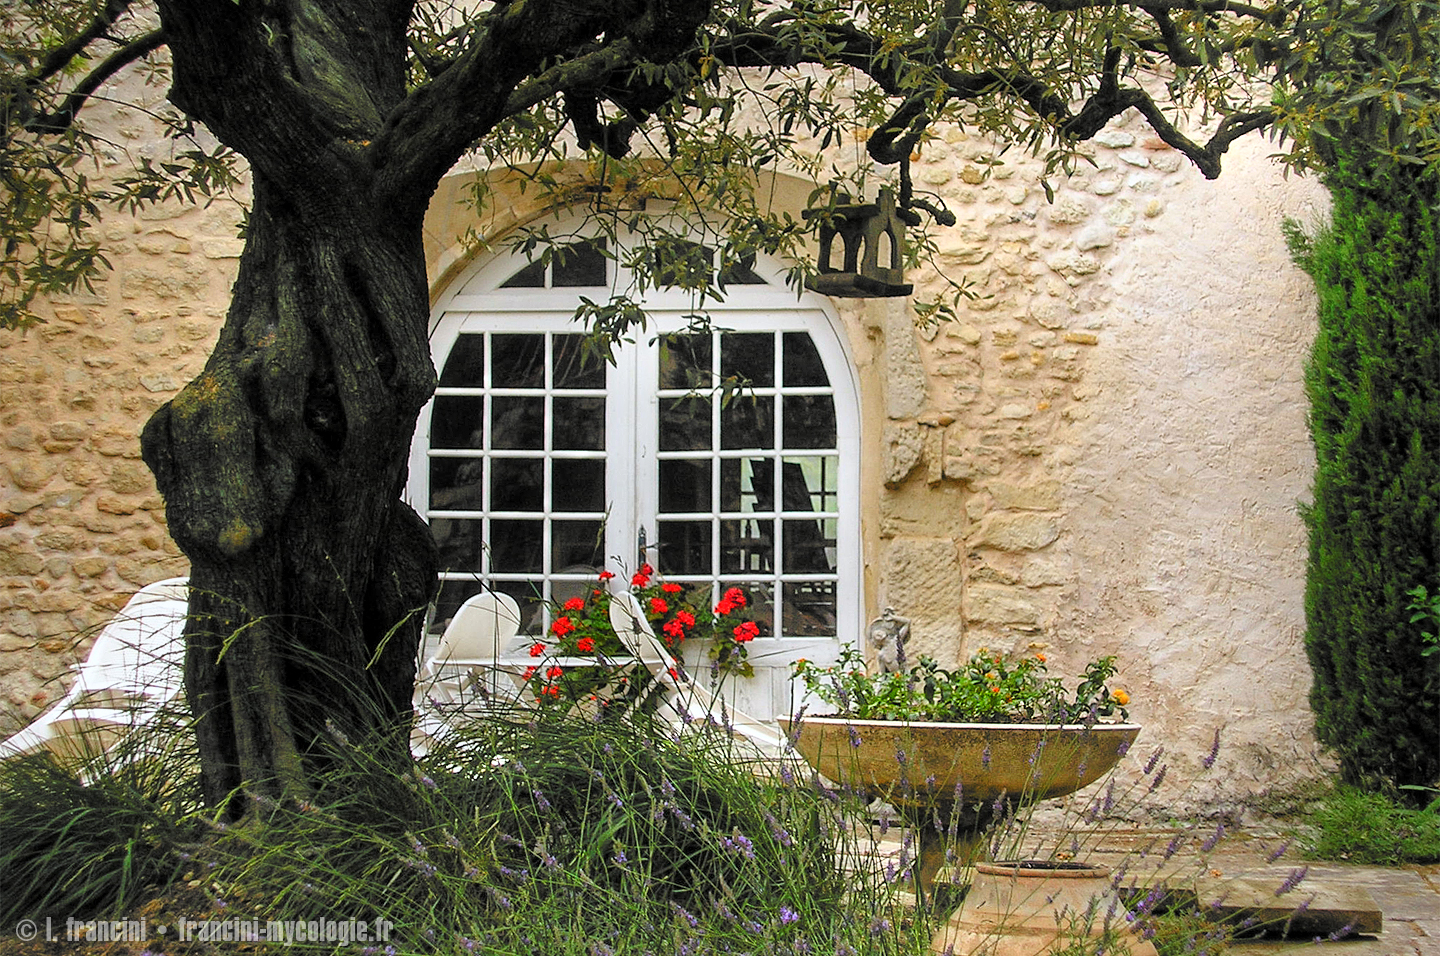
[1289,153,1440,797]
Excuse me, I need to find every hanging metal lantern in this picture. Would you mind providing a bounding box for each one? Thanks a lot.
[803,186,913,297]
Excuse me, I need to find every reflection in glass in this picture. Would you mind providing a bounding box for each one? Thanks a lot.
[784,517,837,573]
[781,395,836,449]
[782,332,829,387]
[430,458,484,511]
[552,396,605,450]
[781,457,837,511]
[491,396,544,449]
[659,397,712,451]
[431,518,485,572]
[720,395,773,449]
[551,458,605,512]
[553,520,605,570]
[721,518,772,573]
[430,396,485,449]
[554,334,606,389]
[491,458,543,512]
[553,239,608,287]
[439,334,485,387]
[721,332,774,387]
[657,520,712,575]
[659,458,711,513]
[720,458,770,513]
[491,334,545,387]
[489,519,543,572]
[659,333,713,390]
[782,581,837,637]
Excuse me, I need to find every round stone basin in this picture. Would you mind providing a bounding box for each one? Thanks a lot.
[780,717,1142,809]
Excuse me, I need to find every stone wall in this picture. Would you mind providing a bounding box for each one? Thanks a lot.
[0,91,1332,805]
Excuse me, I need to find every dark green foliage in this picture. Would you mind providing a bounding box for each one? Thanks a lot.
[1288,152,1440,798]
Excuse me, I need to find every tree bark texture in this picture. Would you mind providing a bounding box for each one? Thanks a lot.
[142,173,439,812]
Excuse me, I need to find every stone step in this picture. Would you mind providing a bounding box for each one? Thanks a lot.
[1190,873,1383,938]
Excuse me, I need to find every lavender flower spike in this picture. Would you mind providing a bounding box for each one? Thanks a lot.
[1274,865,1308,896]
[1202,727,1222,769]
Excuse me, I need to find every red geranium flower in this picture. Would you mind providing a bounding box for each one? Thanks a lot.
[546,665,564,680]
[577,636,596,653]
[551,616,576,637]
[529,642,546,658]
[732,621,759,643]
[522,666,538,680]
[661,582,683,594]
[649,597,668,615]
[723,587,747,608]
[598,570,616,582]
[563,597,585,612]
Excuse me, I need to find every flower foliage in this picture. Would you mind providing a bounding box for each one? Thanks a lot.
[792,645,1131,724]
[522,566,758,705]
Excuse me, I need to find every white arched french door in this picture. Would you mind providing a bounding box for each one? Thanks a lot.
[409,220,860,720]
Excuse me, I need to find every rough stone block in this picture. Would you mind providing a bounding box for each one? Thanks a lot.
[970,512,1060,552]
[964,585,1041,626]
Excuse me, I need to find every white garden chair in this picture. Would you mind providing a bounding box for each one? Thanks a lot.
[607,591,784,752]
[0,577,189,763]
[411,590,525,754]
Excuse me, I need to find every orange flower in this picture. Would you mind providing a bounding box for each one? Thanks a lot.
[1111,689,1131,706]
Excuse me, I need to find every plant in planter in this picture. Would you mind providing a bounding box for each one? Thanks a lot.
[783,642,1142,889]
[784,639,1153,954]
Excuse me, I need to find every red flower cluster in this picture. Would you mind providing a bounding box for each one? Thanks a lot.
[714,587,747,616]
[732,621,760,643]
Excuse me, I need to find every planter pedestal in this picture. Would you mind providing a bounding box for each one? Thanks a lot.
[779,718,1142,897]
[934,861,1160,956]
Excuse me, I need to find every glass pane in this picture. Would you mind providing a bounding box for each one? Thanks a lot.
[430,458,484,511]
[782,332,829,387]
[721,518,772,573]
[551,458,605,512]
[659,333,713,390]
[491,396,544,449]
[491,458,543,512]
[490,519,543,573]
[783,582,837,638]
[658,459,710,513]
[659,396,712,451]
[721,332,774,387]
[720,457,770,513]
[781,395,836,449]
[438,334,485,387]
[657,520,712,575]
[720,395,774,450]
[553,520,605,571]
[432,519,485,572]
[719,251,765,287]
[499,260,545,288]
[553,239,607,286]
[492,334,545,387]
[430,396,485,449]
[653,240,712,288]
[554,334,606,389]
[553,397,605,450]
[780,457,836,511]
[783,518,836,573]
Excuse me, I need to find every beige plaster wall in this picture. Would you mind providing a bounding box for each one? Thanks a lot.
[0,89,1331,806]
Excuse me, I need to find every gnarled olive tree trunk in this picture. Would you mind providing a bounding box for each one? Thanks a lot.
[142,172,437,814]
